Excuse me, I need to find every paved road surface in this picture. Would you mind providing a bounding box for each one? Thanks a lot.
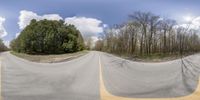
[1,51,200,100]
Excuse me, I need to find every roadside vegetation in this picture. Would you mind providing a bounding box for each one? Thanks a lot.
[0,39,8,52]
[10,19,85,54]
[95,11,200,61]
[11,50,88,63]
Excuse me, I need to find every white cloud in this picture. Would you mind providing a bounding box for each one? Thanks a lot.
[3,40,10,48]
[65,16,104,37]
[0,17,8,38]
[42,14,63,21]
[192,17,200,27]
[18,10,63,29]
[178,16,200,30]
[177,24,199,30]
[16,32,20,38]
[91,36,99,47]
[91,36,99,43]
[103,24,108,28]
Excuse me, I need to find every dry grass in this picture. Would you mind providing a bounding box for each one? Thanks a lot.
[115,53,195,62]
[11,50,89,63]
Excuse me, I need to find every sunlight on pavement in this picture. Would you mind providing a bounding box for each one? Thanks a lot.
[99,56,200,100]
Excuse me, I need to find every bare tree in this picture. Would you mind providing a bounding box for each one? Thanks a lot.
[95,11,200,58]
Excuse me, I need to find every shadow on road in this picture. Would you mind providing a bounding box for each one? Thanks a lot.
[181,58,200,93]
[105,53,200,97]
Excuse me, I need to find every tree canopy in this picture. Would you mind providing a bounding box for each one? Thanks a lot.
[11,19,85,54]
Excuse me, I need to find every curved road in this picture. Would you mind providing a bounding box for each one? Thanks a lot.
[1,51,200,100]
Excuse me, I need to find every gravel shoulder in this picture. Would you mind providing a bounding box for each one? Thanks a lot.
[10,50,89,63]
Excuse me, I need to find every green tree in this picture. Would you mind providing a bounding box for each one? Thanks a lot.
[0,39,8,52]
[11,19,85,54]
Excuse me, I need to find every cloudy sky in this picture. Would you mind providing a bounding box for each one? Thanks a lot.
[1,0,200,46]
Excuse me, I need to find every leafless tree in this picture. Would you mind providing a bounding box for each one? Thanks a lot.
[95,11,200,58]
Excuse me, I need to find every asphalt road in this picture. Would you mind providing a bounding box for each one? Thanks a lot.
[1,51,200,100]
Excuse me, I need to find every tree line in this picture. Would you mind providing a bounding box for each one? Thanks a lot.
[10,19,85,54]
[95,11,200,57]
[0,39,8,52]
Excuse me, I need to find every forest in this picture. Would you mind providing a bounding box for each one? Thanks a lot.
[95,11,200,58]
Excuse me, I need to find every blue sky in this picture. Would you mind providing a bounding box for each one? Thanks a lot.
[1,0,200,44]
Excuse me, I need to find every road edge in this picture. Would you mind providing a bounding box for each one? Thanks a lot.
[0,56,2,100]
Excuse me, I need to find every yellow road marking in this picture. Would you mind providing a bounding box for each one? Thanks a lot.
[99,56,200,100]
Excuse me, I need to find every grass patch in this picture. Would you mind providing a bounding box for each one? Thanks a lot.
[133,53,181,62]
[11,50,89,63]
[113,52,191,62]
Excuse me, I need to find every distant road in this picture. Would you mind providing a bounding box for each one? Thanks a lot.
[1,51,200,100]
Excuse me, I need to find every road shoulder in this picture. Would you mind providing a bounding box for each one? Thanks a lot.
[10,50,89,63]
